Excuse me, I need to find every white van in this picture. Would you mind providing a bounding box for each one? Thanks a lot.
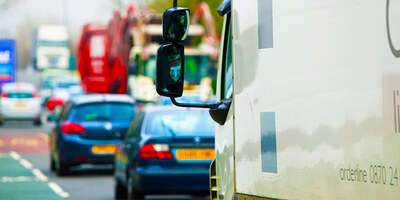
[155,0,400,199]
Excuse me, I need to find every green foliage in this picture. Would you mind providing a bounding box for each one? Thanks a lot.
[147,0,224,34]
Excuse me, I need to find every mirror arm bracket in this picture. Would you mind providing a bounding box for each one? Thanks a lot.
[170,97,232,125]
[170,97,221,109]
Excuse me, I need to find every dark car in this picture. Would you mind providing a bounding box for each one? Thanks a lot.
[114,106,215,199]
[49,94,137,176]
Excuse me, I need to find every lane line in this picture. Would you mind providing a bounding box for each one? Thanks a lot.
[0,176,40,182]
[48,182,70,198]
[32,169,48,181]
[7,151,69,198]
[20,159,33,169]
[37,132,49,142]
[10,151,21,160]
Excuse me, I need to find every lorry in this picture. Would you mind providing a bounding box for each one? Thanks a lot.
[31,25,70,70]
[0,39,16,90]
[128,4,218,103]
[77,23,110,93]
[155,0,400,199]
[77,4,139,94]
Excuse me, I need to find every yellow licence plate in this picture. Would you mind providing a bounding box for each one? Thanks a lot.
[14,103,26,108]
[92,145,118,154]
[176,149,215,160]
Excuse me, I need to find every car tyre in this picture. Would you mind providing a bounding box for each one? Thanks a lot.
[50,154,56,172]
[127,173,144,200]
[56,152,69,176]
[114,179,127,200]
[33,118,42,126]
[56,161,69,176]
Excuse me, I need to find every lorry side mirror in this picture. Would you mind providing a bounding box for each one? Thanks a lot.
[156,44,185,97]
[129,64,138,75]
[162,7,190,43]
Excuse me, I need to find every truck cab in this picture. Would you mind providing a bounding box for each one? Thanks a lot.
[31,25,70,70]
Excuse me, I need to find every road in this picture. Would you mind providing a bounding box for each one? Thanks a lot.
[0,121,209,200]
[0,121,114,200]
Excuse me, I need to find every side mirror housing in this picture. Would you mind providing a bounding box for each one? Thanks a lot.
[162,7,190,43]
[156,44,185,97]
[47,114,56,122]
[129,64,138,75]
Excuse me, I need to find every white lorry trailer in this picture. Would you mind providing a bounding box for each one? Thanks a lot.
[31,25,70,70]
[155,0,400,199]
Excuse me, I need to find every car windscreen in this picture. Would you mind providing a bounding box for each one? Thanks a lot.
[146,110,214,136]
[7,92,33,99]
[73,103,135,122]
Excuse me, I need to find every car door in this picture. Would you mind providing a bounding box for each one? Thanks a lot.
[115,111,144,184]
[51,102,72,159]
[213,13,235,200]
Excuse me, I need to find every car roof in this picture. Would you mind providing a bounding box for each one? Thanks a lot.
[70,94,135,105]
[143,105,209,114]
[53,77,80,84]
[1,82,36,92]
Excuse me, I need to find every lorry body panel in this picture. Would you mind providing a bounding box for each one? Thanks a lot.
[31,25,70,70]
[220,0,400,199]
[0,39,16,89]
[77,24,111,93]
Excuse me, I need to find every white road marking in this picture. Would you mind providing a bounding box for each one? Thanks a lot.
[0,176,40,182]
[48,182,70,198]
[20,159,33,169]
[9,151,21,160]
[32,169,48,181]
[7,151,69,198]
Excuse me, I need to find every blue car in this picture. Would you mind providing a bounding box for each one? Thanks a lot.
[114,106,215,199]
[49,94,137,176]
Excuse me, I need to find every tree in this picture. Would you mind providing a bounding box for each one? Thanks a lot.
[147,0,224,34]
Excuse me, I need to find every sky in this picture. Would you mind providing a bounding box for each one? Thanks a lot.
[0,0,118,39]
[0,0,144,67]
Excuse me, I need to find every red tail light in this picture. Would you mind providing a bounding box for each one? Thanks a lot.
[1,92,7,98]
[47,98,65,111]
[61,122,86,135]
[139,144,173,159]
[33,92,39,98]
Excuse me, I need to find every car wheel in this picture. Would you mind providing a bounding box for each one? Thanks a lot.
[33,118,42,126]
[127,173,144,200]
[50,154,56,172]
[114,179,127,200]
[56,152,69,176]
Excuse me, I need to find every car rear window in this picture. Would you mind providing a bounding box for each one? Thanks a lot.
[73,103,135,122]
[146,110,214,136]
[56,82,78,89]
[7,92,33,98]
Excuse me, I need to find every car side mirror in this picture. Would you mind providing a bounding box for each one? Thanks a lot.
[156,44,185,97]
[129,64,138,75]
[47,114,56,122]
